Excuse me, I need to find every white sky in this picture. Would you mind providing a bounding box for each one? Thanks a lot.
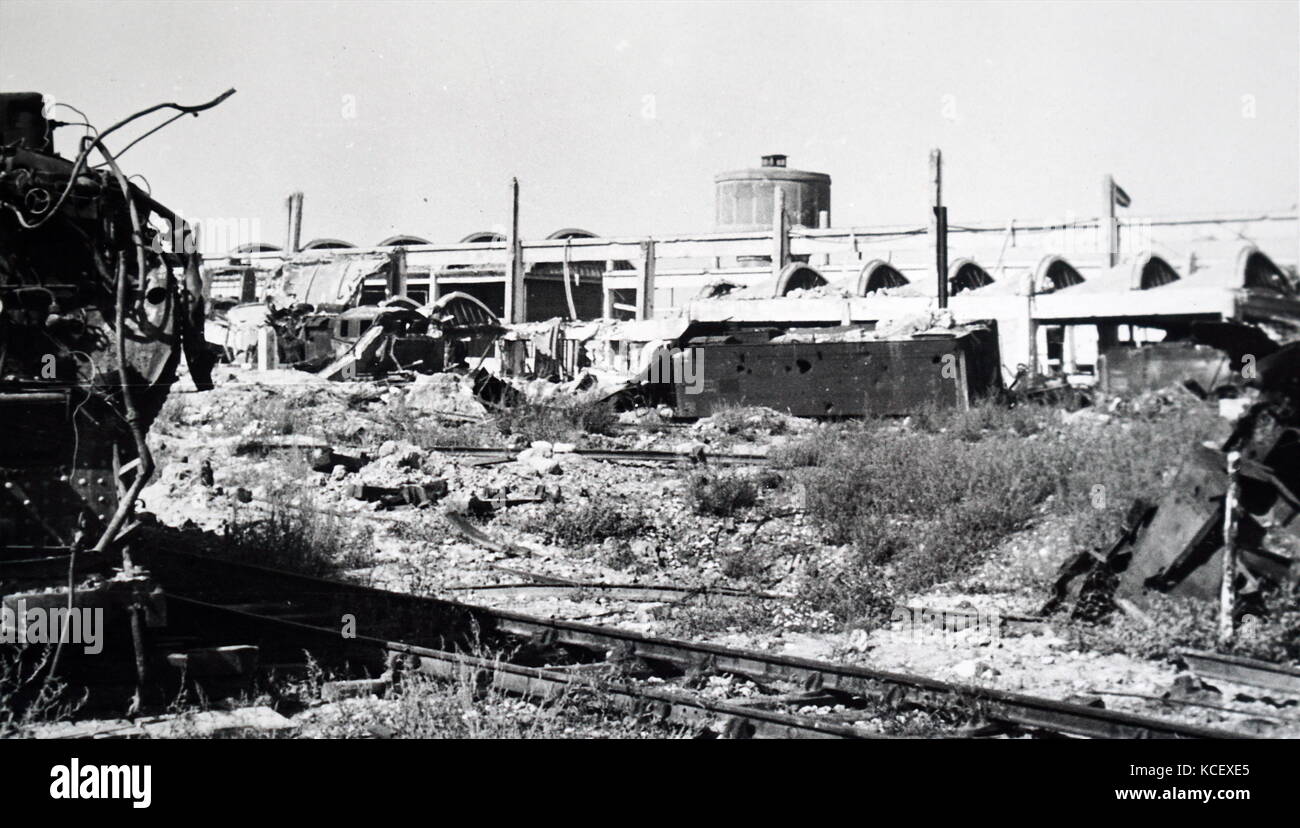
[2,0,1297,246]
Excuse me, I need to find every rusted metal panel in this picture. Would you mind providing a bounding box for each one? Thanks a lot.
[1180,650,1300,697]
[673,325,1001,417]
[269,256,391,310]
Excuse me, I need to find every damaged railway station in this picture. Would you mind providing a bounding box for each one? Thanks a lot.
[201,151,1300,414]
[3,81,1300,743]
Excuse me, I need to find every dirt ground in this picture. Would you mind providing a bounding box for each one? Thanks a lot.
[140,365,1300,738]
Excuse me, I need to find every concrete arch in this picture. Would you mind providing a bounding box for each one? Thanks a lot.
[377,234,431,247]
[1034,254,1085,292]
[948,258,994,295]
[229,242,282,255]
[774,262,829,296]
[1236,245,1293,294]
[546,228,597,240]
[856,259,909,295]
[1130,252,1180,290]
[301,238,356,251]
[698,280,741,299]
[459,230,506,243]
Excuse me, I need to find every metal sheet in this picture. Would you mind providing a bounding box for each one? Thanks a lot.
[674,327,1001,417]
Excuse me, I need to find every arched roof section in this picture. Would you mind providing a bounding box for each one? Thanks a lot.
[230,242,282,255]
[774,262,829,296]
[948,258,994,295]
[1131,253,1180,290]
[377,234,431,247]
[546,228,597,240]
[459,230,506,243]
[856,259,909,295]
[1236,246,1293,294]
[301,238,356,251]
[1034,254,1085,293]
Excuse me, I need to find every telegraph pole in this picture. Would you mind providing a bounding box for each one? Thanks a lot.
[503,177,524,323]
[932,149,948,309]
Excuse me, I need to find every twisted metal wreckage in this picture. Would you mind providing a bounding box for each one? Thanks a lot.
[1046,320,1300,627]
[0,89,235,685]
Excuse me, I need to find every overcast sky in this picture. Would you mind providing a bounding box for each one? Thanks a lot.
[3,0,1296,247]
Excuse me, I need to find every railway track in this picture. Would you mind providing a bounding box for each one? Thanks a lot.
[423,444,768,465]
[135,533,1243,740]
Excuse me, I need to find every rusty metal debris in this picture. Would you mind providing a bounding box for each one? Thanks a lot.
[1045,322,1300,623]
[1178,649,1300,698]
[674,318,1003,418]
[1,88,234,688]
[348,481,448,509]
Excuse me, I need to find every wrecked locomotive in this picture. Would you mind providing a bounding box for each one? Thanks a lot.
[0,90,232,681]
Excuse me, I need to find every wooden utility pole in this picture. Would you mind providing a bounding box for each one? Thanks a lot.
[1098,177,1121,353]
[503,177,525,323]
[772,186,789,280]
[637,240,656,320]
[284,191,303,254]
[1220,450,1242,644]
[931,150,948,309]
[1104,175,1119,268]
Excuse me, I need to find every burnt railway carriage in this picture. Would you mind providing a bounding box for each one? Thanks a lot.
[0,90,226,678]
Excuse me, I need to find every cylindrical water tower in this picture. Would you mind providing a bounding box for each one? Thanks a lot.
[715,154,831,232]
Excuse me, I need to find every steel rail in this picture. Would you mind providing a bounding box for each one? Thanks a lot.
[421,445,768,465]
[164,593,879,739]
[1179,650,1300,697]
[138,539,1244,739]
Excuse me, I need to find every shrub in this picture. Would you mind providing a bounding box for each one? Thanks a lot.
[795,403,1223,597]
[794,563,896,629]
[494,397,617,444]
[221,498,375,578]
[688,472,758,517]
[1066,591,1300,666]
[535,502,650,547]
[0,648,85,737]
[669,596,776,637]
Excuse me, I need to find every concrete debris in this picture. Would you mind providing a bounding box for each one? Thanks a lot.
[516,446,563,476]
[952,659,1001,680]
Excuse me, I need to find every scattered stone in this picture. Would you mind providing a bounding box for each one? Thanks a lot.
[952,659,999,680]
[517,446,563,476]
